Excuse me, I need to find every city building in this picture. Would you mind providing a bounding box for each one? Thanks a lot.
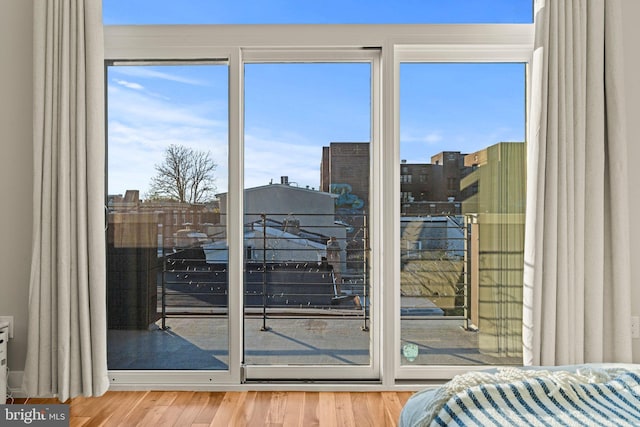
[400,152,475,216]
[321,142,370,211]
[213,181,348,267]
[461,142,526,357]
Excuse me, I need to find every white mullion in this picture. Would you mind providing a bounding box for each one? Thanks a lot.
[227,48,245,384]
[369,51,382,381]
[242,48,377,64]
[382,40,401,387]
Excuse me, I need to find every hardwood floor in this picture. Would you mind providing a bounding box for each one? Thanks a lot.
[11,391,415,426]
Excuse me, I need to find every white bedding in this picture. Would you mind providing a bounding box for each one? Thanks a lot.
[399,364,640,427]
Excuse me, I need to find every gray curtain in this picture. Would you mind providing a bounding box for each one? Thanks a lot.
[523,0,632,365]
[24,0,109,401]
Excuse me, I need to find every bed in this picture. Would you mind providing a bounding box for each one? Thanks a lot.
[399,364,640,426]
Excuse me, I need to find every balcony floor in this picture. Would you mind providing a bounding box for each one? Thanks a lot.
[107,312,521,371]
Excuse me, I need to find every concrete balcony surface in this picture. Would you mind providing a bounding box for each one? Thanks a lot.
[107,311,522,371]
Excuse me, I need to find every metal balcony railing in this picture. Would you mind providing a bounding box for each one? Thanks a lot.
[107,207,523,337]
[159,212,370,331]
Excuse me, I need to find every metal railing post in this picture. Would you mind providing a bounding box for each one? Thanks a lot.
[161,245,167,330]
[260,213,271,331]
[361,211,369,331]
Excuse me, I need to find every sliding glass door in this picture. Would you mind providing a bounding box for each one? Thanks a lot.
[103,25,533,386]
[241,52,379,380]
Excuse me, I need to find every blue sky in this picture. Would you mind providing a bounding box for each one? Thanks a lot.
[105,2,530,196]
[103,0,532,25]
[400,63,525,164]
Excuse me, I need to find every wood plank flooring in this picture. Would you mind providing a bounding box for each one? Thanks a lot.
[10,391,415,427]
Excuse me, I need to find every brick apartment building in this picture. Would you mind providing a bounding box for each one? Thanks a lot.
[320,142,474,217]
[320,142,370,211]
[320,142,370,269]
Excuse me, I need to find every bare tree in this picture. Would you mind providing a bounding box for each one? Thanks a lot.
[148,144,217,203]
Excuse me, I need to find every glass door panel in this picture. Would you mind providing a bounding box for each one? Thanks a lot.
[106,63,230,370]
[398,63,526,366]
[242,62,373,373]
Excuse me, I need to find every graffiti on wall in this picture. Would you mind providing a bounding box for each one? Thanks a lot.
[330,183,364,210]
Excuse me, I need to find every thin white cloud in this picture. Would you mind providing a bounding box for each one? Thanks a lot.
[108,78,353,199]
[107,81,228,196]
[399,123,524,163]
[109,123,324,197]
[108,121,228,197]
[423,133,443,143]
[110,66,210,86]
[243,132,322,191]
[487,126,523,143]
[114,79,144,90]
[108,85,225,129]
[401,130,443,145]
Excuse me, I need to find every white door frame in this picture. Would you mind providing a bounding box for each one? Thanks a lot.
[391,43,533,381]
[239,48,381,381]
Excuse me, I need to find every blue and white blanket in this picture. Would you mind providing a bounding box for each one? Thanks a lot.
[406,367,640,426]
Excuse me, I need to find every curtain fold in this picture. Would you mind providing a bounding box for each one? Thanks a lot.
[24,0,108,401]
[523,0,632,365]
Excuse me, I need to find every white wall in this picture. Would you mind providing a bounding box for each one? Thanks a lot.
[622,0,640,363]
[0,0,33,373]
[0,1,638,376]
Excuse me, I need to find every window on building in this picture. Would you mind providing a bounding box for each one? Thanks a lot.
[447,177,457,191]
[400,174,413,184]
